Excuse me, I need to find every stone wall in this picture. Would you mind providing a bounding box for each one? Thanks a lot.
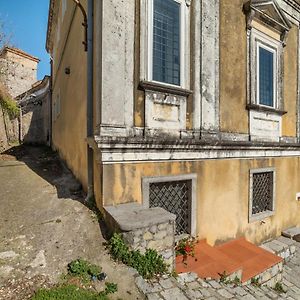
[20,93,50,145]
[105,203,176,270]
[0,107,9,151]
[0,48,38,98]
[122,220,175,269]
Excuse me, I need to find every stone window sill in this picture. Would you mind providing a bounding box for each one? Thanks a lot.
[139,80,193,97]
[249,210,275,223]
[246,104,287,116]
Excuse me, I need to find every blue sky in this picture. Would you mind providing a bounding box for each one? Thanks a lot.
[0,0,50,80]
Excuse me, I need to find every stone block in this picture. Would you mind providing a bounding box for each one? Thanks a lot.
[143,231,153,241]
[159,278,174,289]
[177,272,198,284]
[282,227,300,239]
[217,288,234,299]
[160,287,189,300]
[261,270,272,283]
[158,223,167,230]
[154,231,167,240]
[147,293,163,300]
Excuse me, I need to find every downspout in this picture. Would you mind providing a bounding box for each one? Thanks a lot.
[86,0,94,203]
[49,57,53,147]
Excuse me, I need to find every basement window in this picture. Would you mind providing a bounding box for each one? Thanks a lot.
[249,168,275,222]
[142,174,197,237]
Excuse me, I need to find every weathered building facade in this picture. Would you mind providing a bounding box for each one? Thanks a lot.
[17,76,51,145]
[47,0,300,246]
[0,47,39,98]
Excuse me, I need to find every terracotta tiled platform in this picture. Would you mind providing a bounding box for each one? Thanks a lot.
[176,238,283,283]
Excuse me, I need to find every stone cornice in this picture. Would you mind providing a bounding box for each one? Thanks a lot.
[46,0,55,53]
[283,0,300,12]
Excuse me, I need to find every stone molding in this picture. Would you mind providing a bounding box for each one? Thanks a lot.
[93,135,300,163]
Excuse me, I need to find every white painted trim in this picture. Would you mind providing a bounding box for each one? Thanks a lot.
[141,0,189,89]
[99,148,300,164]
[249,167,276,223]
[250,28,282,110]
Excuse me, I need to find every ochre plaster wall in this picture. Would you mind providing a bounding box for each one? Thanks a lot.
[51,1,88,189]
[219,0,248,134]
[102,156,300,246]
[282,25,298,137]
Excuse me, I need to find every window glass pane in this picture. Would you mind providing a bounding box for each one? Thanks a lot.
[259,47,274,107]
[153,0,180,86]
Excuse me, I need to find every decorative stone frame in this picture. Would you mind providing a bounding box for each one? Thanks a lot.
[139,0,191,133]
[244,0,291,142]
[139,0,191,90]
[249,167,276,223]
[142,174,197,237]
[251,30,281,110]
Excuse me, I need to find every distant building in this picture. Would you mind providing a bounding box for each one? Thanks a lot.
[16,76,51,145]
[0,47,40,98]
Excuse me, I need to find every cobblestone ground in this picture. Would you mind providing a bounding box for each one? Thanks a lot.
[136,242,300,300]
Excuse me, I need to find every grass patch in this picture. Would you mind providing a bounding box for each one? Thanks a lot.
[107,233,168,279]
[67,259,102,282]
[31,260,117,300]
[274,282,286,293]
[31,284,113,300]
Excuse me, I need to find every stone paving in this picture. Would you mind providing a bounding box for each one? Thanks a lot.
[135,241,300,299]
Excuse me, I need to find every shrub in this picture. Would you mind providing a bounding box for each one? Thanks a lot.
[67,258,102,282]
[107,233,168,279]
[0,83,19,119]
[31,284,111,300]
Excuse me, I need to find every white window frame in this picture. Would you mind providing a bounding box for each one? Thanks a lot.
[249,167,276,223]
[249,28,282,110]
[140,0,190,90]
[256,42,277,109]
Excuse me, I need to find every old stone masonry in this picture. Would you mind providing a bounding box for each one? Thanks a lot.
[134,240,300,300]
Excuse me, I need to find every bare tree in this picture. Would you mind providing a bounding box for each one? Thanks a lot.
[0,19,12,50]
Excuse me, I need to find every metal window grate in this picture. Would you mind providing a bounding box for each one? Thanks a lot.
[252,171,274,215]
[149,180,191,235]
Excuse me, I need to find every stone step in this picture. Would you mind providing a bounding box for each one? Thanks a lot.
[260,236,296,261]
[282,227,300,242]
[216,238,282,284]
[175,239,243,281]
[176,238,283,287]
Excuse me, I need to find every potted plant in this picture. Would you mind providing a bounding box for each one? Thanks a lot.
[175,237,197,264]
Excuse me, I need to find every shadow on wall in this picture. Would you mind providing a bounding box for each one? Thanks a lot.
[18,76,51,146]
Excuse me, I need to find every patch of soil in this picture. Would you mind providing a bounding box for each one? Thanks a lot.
[0,275,52,300]
[0,154,16,161]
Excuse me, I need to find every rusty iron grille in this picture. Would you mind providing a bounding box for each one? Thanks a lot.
[252,172,273,215]
[149,180,191,235]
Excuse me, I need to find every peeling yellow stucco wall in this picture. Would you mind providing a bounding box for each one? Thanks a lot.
[219,0,248,134]
[103,156,300,246]
[51,0,88,190]
[282,25,298,137]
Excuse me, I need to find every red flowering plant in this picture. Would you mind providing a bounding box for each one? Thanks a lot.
[175,237,197,262]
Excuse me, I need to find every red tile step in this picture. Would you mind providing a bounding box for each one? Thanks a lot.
[175,238,283,283]
[176,239,242,280]
[216,238,283,282]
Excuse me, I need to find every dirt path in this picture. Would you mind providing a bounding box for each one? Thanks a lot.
[0,145,143,300]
